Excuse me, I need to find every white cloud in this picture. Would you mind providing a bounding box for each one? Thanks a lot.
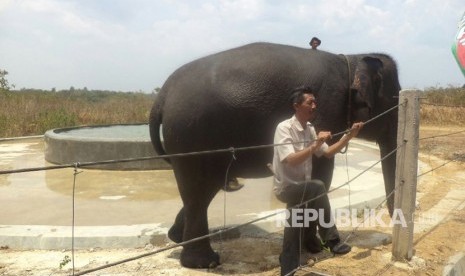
[0,0,11,12]
[20,0,116,39]
[218,0,265,20]
[0,0,464,91]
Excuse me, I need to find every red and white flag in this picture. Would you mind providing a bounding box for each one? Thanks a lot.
[452,12,465,77]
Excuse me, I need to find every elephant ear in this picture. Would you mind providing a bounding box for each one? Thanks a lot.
[350,56,384,110]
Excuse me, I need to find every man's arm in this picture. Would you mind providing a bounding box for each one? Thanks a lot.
[323,122,364,158]
[280,122,363,166]
[284,139,325,166]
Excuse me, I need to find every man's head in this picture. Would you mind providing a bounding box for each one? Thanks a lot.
[309,37,321,50]
[289,87,318,122]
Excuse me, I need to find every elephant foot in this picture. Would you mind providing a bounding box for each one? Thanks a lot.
[180,247,220,268]
[222,178,244,192]
[168,224,183,243]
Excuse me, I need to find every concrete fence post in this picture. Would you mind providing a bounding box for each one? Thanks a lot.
[392,89,421,260]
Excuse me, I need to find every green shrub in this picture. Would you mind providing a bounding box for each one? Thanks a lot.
[34,108,78,133]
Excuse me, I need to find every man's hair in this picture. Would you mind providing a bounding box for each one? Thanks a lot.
[289,86,316,107]
[310,37,321,45]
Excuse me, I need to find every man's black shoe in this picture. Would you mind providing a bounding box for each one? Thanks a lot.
[323,238,351,255]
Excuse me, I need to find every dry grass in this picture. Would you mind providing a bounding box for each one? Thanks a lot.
[420,87,465,125]
[420,105,465,126]
[1,87,464,138]
[0,90,154,138]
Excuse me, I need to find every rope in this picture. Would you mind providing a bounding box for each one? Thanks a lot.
[0,102,403,176]
[70,141,399,275]
[291,147,462,276]
[281,143,403,276]
[343,54,352,129]
[220,148,237,260]
[284,265,301,276]
[344,142,353,234]
[70,137,404,275]
[417,158,459,178]
[421,102,465,108]
[342,181,398,245]
[0,141,300,175]
[280,143,403,276]
[72,208,285,276]
[3,94,463,275]
[71,163,82,276]
[419,129,465,140]
[0,135,43,142]
[0,102,403,275]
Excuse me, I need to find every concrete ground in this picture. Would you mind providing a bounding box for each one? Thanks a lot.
[0,137,388,250]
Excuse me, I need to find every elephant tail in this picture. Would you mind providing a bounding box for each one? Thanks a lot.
[149,94,170,164]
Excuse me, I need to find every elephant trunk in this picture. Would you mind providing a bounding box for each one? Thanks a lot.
[377,111,398,217]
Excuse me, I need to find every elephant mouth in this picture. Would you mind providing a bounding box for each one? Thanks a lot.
[352,105,371,123]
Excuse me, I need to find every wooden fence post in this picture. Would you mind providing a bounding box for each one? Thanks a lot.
[392,89,420,260]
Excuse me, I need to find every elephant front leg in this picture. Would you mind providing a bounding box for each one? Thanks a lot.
[180,204,220,268]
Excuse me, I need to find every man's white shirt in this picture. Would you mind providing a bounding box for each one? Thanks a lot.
[272,115,328,195]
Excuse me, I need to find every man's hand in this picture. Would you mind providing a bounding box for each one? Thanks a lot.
[323,122,364,158]
[285,130,332,166]
[348,122,364,138]
[313,131,331,149]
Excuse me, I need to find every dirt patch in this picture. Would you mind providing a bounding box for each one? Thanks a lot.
[1,126,465,276]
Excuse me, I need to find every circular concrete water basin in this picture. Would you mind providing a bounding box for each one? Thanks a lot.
[44,124,170,170]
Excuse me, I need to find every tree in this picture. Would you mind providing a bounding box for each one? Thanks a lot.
[0,69,12,93]
[152,87,161,94]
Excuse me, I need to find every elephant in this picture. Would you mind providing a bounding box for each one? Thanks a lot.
[149,42,401,268]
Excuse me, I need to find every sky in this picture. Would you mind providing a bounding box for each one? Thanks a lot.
[1,0,464,92]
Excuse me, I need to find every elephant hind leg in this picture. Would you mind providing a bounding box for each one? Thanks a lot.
[180,190,221,268]
[168,205,220,268]
[170,157,223,268]
[181,245,220,268]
